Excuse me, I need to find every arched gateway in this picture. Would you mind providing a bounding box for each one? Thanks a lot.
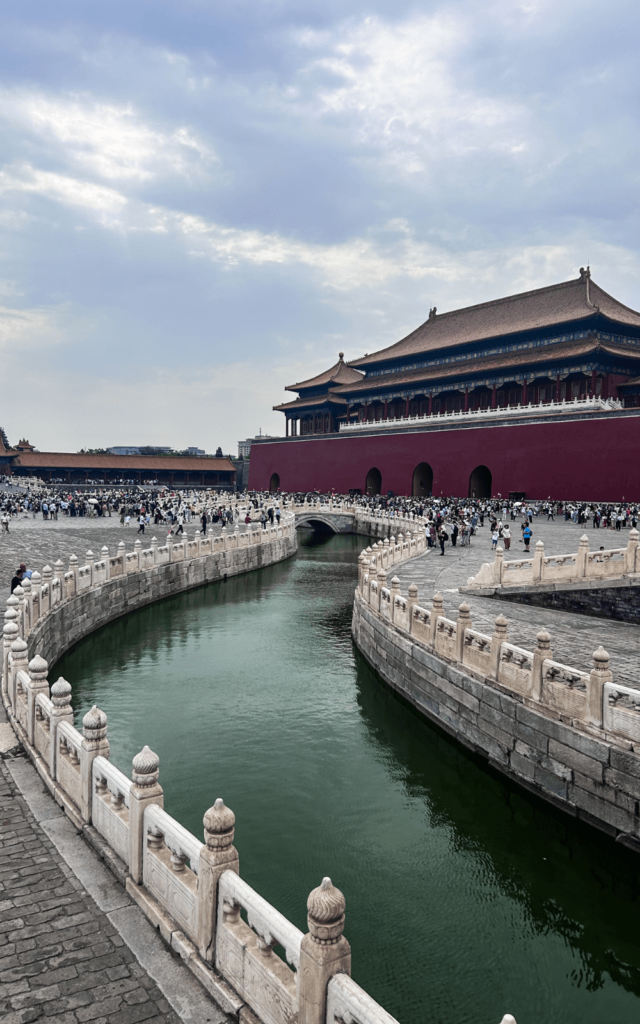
[469,465,492,499]
[412,462,433,497]
[365,467,382,495]
[269,473,280,493]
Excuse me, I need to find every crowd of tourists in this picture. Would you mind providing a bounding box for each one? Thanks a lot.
[4,482,640,591]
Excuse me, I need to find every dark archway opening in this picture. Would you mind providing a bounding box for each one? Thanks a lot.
[269,473,280,493]
[469,465,492,499]
[412,462,433,497]
[365,467,382,495]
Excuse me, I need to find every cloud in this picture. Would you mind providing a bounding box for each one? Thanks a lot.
[288,13,527,174]
[0,90,216,183]
[0,300,69,351]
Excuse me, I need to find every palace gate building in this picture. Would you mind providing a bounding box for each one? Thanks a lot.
[250,269,640,500]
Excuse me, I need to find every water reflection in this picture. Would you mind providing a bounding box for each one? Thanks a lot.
[55,533,639,1024]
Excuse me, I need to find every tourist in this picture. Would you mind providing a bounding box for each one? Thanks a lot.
[451,521,459,547]
[201,511,208,535]
[10,567,23,593]
[137,514,145,535]
[523,523,533,552]
[438,525,448,556]
[502,524,511,550]
[1,512,9,533]
[491,528,499,550]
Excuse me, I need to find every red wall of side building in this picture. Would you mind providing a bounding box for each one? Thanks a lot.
[249,414,640,500]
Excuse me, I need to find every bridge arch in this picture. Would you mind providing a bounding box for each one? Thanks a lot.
[295,513,342,534]
[412,462,433,497]
[365,467,382,496]
[469,464,492,499]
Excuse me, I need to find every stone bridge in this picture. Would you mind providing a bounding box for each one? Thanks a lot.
[295,510,355,534]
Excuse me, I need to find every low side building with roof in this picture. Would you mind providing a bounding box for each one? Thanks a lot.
[251,269,640,499]
[0,434,236,489]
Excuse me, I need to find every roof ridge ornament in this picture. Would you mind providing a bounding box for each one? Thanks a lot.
[428,306,437,321]
[580,265,597,308]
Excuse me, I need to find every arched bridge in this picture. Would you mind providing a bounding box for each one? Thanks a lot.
[294,510,356,534]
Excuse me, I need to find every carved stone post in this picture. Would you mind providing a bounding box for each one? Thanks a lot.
[69,554,78,587]
[197,798,239,963]
[390,577,401,621]
[86,552,94,587]
[21,577,32,633]
[586,647,612,729]
[80,706,109,824]
[50,678,73,780]
[151,536,158,564]
[576,534,589,578]
[12,586,26,637]
[428,593,444,645]
[493,546,504,585]
[129,746,163,884]
[101,547,110,580]
[41,565,53,611]
[299,877,351,1024]
[26,655,49,745]
[194,529,201,556]
[54,559,65,595]
[376,569,387,612]
[10,637,28,713]
[456,603,472,663]
[489,614,509,681]
[407,583,419,619]
[117,541,125,573]
[3,617,19,702]
[530,629,552,702]
[532,540,544,583]
[132,540,141,570]
[626,528,639,574]
[30,571,41,624]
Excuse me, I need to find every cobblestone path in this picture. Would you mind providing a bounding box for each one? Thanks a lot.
[392,517,640,687]
[0,516,243,593]
[0,697,226,1024]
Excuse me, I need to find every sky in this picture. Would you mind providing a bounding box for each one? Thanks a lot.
[1,0,640,455]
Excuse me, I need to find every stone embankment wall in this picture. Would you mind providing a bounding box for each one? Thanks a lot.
[3,515,479,1024]
[464,530,640,622]
[353,544,640,852]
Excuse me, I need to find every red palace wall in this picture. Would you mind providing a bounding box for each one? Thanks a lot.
[249,413,640,501]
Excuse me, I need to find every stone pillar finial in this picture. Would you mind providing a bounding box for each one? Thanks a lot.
[132,745,160,786]
[83,705,107,743]
[586,646,612,729]
[428,592,443,645]
[306,877,346,944]
[129,746,163,885]
[530,628,552,701]
[627,528,639,573]
[197,799,240,962]
[456,602,472,663]
[576,533,590,577]
[299,877,351,1024]
[489,614,509,680]
[28,655,48,685]
[48,678,73,779]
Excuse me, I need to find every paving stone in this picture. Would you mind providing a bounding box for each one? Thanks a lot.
[394,517,640,686]
[0,751,221,1024]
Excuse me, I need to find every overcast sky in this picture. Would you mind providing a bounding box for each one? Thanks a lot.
[1,0,639,454]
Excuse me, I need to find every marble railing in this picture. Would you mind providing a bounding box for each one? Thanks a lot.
[339,395,623,432]
[465,532,640,592]
[359,548,640,745]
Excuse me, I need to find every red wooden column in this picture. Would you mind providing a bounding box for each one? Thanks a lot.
[405,398,410,418]
[384,400,388,419]
[522,378,528,405]
[491,383,497,408]
[555,373,561,402]
[591,369,597,396]
[464,387,469,411]
[428,393,433,415]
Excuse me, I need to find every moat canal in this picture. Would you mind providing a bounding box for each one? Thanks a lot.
[56,533,640,1024]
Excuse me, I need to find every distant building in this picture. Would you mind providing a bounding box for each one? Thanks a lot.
[187,447,205,456]
[109,447,142,456]
[238,431,277,459]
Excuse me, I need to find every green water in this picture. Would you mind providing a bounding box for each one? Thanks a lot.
[55,533,640,1024]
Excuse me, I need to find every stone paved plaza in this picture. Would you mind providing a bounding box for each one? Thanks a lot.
[0,516,239,592]
[394,516,640,686]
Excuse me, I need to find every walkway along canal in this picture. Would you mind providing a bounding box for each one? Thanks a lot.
[55,532,640,1024]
